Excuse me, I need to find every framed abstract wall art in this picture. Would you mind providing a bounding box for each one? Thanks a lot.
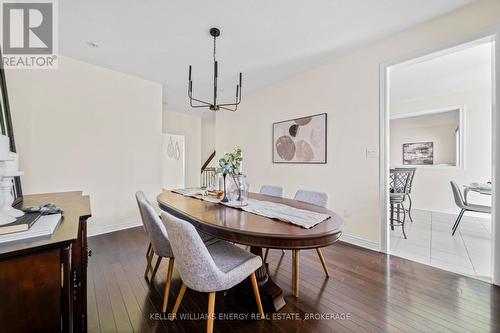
[403,141,434,165]
[273,113,327,164]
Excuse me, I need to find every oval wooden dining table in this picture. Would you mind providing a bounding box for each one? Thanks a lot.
[157,191,345,312]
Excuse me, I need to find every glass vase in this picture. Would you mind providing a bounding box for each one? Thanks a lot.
[227,174,249,206]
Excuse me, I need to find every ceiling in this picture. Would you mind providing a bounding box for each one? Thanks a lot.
[59,0,475,115]
[390,41,492,104]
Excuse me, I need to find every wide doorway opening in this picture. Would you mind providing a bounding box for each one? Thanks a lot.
[385,40,494,282]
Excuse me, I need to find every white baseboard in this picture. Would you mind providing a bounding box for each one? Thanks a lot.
[87,221,382,253]
[340,234,380,252]
[88,220,142,237]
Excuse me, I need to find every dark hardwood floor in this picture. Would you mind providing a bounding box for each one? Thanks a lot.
[87,227,500,333]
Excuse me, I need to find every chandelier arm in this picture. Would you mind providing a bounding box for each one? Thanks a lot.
[189,91,211,105]
[218,105,237,112]
[189,98,211,107]
[188,84,211,106]
[217,97,241,107]
[189,103,210,108]
[216,83,242,107]
[189,95,211,107]
[216,101,240,107]
[189,94,211,108]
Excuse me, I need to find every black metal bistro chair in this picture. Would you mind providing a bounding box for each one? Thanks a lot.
[395,167,416,222]
[389,169,413,239]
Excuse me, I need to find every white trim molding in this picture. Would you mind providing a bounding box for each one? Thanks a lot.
[390,105,466,169]
[88,220,142,237]
[379,26,500,285]
[340,234,380,252]
[492,29,500,286]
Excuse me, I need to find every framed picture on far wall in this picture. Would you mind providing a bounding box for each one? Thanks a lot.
[403,142,434,165]
[273,113,327,164]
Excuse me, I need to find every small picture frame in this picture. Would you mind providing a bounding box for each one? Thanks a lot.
[403,142,434,165]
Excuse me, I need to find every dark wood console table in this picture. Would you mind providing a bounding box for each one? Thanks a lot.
[0,191,92,333]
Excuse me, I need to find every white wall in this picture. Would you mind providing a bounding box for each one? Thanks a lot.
[390,111,459,166]
[201,113,216,165]
[5,56,163,234]
[216,0,500,243]
[391,90,492,212]
[163,110,201,188]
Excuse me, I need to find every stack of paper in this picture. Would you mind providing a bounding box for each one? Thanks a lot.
[0,213,62,244]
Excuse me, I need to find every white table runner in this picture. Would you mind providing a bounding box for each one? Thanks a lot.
[172,190,331,228]
[232,199,330,229]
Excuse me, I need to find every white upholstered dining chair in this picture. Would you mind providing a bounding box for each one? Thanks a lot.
[162,212,265,333]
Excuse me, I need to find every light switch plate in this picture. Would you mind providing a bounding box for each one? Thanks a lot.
[366,148,378,159]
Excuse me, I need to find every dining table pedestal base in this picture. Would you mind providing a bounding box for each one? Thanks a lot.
[250,246,286,312]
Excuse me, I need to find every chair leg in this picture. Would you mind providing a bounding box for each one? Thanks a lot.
[282,249,285,254]
[293,250,300,298]
[390,203,395,231]
[452,209,465,232]
[151,256,162,281]
[162,258,175,313]
[144,249,154,278]
[399,204,407,239]
[207,292,216,333]
[146,243,152,257]
[452,209,466,236]
[408,195,413,222]
[316,248,330,277]
[263,248,269,263]
[171,283,187,321]
[402,203,407,224]
[250,272,265,319]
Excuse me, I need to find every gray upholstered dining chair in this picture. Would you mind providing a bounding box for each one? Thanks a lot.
[135,191,176,313]
[259,185,284,198]
[450,181,491,236]
[264,189,330,298]
[295,190,328,208]
[136,191,217,313]
[291,190,330,297]
[162,212,264,333]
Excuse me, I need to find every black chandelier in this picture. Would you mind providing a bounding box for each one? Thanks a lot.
[188,27,242,112]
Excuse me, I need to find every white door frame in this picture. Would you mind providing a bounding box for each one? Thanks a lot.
[379,26,500,285]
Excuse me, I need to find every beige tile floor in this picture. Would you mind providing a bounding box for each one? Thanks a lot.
[390,209,491,281]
